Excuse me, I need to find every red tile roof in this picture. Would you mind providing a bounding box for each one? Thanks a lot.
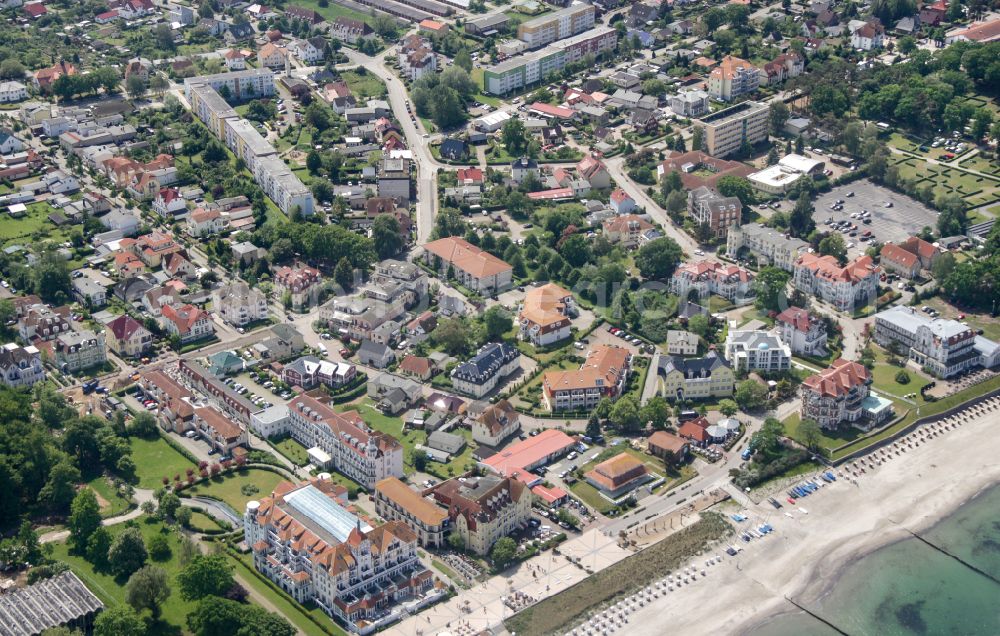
[802,359,869,398]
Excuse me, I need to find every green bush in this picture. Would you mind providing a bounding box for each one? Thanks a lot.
[895,369,911,384]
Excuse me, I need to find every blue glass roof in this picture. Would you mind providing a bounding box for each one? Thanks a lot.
[284,485,372,543]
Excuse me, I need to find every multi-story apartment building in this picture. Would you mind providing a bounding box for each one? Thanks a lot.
[428,475,532,555]
[370,259,428,307]
[377,158,411,201]
[212,282,269,327]
[105,314,153,358]
[874,306,990,378]
[0,343,45,388]
[274,264,323,311]
[519,283,575,346]
[397,35,437,81]
[724,329,792,373]
[250,394,403,488]
[179,360,260,424]
[423,236,513,294]
[517,3,595,48]
[776,307,828,356]
[451,343,521,398]
[185,70,313,216]
[602,214,655,248]
[373,477,449,548]
[18,304,71,343]
[192,406,248,455]
[726,223,810,272]
[695,100,768,158]
[473,399,521,447]
[801,359,873,429]
[669,88,710,117]
[793,254,880,312]
[281,356,356,390]
[687,186,742,239]
[483,26,617,95]
[670,260,756,305]
[543,345,631,411]
[319,296,406,343]
[657,352,735,401]
[54,329,107,373]
[708,55,760,101]
[245,477,436,633]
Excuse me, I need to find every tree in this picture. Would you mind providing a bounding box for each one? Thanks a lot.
[176,506,192,528]
[177,554,236,601]
[431,86,465,130]
[454,50,473,72]
[126,565,171,618]
[155,23,176,51]
[788,193,816,238]
[158,492,181,521]
[818,232,847,264]
[797,418,822,452]
[448,532,465,552]
[109,527,147,577]
[372,214,404,259]
[687,313,710,337]
[127,411,158,438]
[660,170,683,197]
[585,414,601,439]
[691,126,704,151]
[666,190,687,216]
[93,606,144,636]
[501,117,528,156]
[750,417,785,463]
[412,449,428,472]
[490,537,517,568]
[69,489,102,552]
[40,460,81,512]
[609,396,641,432]
[430,317,472,355]
[334,257,354,291]
[147,533,172,561]
[716,175,756,208]
[86,527,112,567]
[126,75,146,99]
[769,102,790,135]
[895,369,911,384]
[306,150,322,174]
[936,193,968,236]
[931,251,956,281]
[187,596,295,636]
[719,399,738,417]
[634,237,683,280]
[734,380,769,411]
[482,305,513,340]
[640,396,671,430]
[0,59,26,81]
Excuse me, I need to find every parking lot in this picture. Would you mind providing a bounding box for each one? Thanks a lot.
[814,181,939,259]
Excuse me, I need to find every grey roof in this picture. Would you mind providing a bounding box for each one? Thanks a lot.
[876,306,970,340]
[727,330,786,351]
[658,351,730,377]
[0,571,103,636]
[427,430,466,454]
[371,372,421,395]
[359,339,391,358]
[451,342,519,384]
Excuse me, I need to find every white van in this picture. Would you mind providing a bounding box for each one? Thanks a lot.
[317,343,328,355]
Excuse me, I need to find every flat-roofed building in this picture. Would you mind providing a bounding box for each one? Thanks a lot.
[517,3,595,48]
[374,477,449,547]
[695,100,768,158]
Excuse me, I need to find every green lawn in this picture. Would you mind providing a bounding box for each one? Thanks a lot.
[271,436,310,466]
[129,435,197,489]
[229,549,347,636]
[340,70,387,101]
[86,475,132,518]
[280,0,373,26]
[184,468,286,512]
[0,201,72,247]
[48,517,198,635]
[186,509,225,533]
[869,351,931,403]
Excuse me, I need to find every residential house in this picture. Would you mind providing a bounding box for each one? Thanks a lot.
[397,34,437,81]
[224,49,246,70]
[212,282,268,327]
[576,154,611,188]
[290,37,326,64]
[473,399,520,447]
[647,430,690,462]
[187,207,227,237]
[330,17,373,44]
[543,345,631,411]
[423,236,513,294]
[776,307,827,356]
[668,88,709,117]
[603,214,654,248]
[510,157,539,183]
[54,329,107,373]
[0,81,28,104]
[0,343,44,388]
[72,276,107,308]
[153,188,187,217]
[367,373,422,414]
[609,188,636,215]
[429,475,531,555]
[451,343,521,398]
[257,43,288,69]
[666,330,699,356]
[358,339,395,369]
[518,283,575,346]
[724,329,792,373]
[670,260,756,305]
[273,264,322,311]
[374,477,449,548]
[160,304,214,343]
[656,351,735,401]
[687,186,741,239]
[398,355,434,381]
[851,20,885,50]
[281,355,356,389]
[793,254,880,312]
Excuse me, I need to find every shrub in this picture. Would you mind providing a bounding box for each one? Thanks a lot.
[895,369,911,385]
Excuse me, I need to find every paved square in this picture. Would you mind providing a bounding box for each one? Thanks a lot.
[813,180,939,259]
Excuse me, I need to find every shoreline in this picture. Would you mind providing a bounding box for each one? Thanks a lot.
[616,400,1000,636]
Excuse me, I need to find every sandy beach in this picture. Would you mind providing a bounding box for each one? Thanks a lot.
[615,399,1000,636]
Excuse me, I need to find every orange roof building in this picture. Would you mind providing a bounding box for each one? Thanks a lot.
[793,254,880,311]
[374,477,449,548]
[584,452,651,497]
[801,359,872,429]
[880,243,920,278]
[543,345,631,412]
[246,477,435,629]
[708,55,759,101]
[519,283,575,346]
[481,428,577,484]
[428,474,532,554]
[647,431,690,459]
[422,236,512,294]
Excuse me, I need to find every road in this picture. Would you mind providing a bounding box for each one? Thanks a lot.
[342,47,440,244]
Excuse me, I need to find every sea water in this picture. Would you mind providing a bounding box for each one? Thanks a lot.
[745,483,1000,636]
